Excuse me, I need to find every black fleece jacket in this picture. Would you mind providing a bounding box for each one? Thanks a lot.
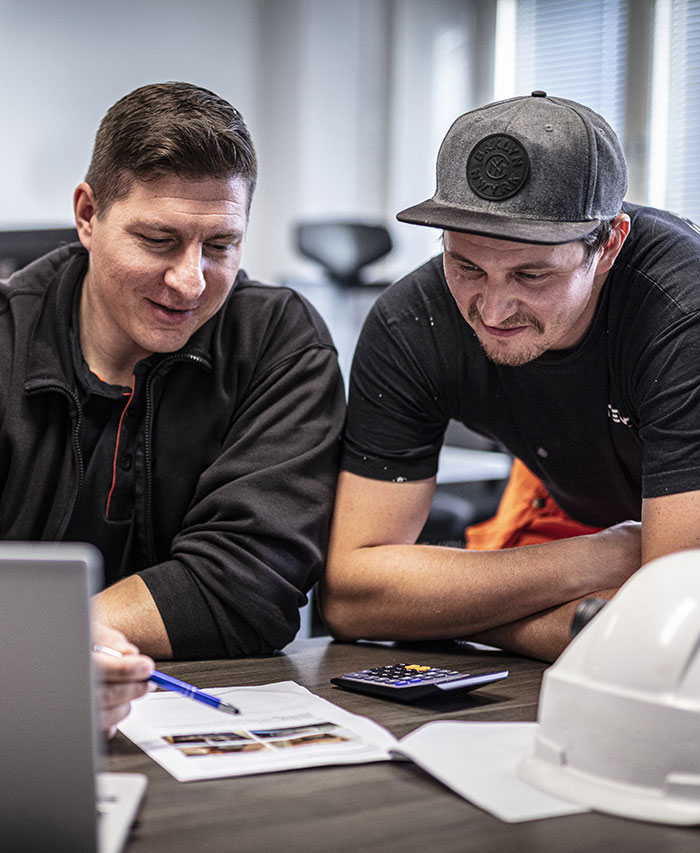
[0,243,346,658]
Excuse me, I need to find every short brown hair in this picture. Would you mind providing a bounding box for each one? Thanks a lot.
[581,218,616,265]
[85,82,258,216]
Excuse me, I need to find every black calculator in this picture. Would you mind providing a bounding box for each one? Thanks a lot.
[331,663,509,703]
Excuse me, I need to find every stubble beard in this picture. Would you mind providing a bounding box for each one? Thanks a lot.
[467,302,547,367]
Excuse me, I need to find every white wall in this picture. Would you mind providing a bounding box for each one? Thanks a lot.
[248,0,395,282]
[0,0,477,284]
[0,0,260,224]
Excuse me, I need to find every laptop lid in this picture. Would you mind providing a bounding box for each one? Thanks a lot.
[0,541,125,852]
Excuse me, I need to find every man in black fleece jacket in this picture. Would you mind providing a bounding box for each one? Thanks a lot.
[0,82,345,663]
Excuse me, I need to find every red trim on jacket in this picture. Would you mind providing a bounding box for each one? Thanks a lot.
[105,375,136,519]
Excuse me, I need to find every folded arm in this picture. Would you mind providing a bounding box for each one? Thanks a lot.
[465,489,700,660]
[464,588,617,662]
[322,473,700,661]
[320,471,642,658]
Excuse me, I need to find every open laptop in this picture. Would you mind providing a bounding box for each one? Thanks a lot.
[0,541,147,852]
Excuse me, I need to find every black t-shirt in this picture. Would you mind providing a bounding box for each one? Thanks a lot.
[341,204,700,528]
[64,302,162,586]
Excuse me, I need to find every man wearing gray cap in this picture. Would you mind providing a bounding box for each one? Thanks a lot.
[321,92,700,661]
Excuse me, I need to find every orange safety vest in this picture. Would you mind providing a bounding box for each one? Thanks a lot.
[465,458,602,550]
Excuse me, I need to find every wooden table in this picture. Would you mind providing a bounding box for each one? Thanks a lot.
[109,637,700,852]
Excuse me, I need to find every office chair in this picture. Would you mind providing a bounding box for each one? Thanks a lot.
[0,228,79,277]
[295,221,392,287]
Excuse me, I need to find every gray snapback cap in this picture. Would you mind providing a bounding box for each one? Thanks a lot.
[397,91,628,244]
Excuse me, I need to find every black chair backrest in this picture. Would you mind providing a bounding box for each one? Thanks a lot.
[0,228,79,277]
[295,221,392,287]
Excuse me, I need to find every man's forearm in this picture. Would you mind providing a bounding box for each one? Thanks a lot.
[93,574,173,659]
[322,523,640,642]
[466,589,617,662]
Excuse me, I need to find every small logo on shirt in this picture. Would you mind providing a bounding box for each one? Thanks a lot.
[608,403,631,428]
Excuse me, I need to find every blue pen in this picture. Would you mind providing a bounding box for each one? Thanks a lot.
[93,644,240,715]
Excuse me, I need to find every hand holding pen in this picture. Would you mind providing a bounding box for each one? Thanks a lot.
[93,622,156,737]
[93,643,240,716]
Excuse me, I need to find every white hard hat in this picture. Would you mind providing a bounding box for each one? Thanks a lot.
[519,549,700,825]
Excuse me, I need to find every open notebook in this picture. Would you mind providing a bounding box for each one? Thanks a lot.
[0,541,146,852]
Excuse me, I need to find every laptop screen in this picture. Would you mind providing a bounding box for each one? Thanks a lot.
[0,541,103,851]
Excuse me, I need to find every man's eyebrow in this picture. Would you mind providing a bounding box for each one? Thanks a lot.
[448,248,557,270]
[132,221,178,234]
[206,230,244,242]
[511,260,557,270]
[446,249,481,267]
[132,222,244,240]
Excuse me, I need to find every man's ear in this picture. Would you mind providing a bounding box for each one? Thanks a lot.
[595,213,631,276]
[73,182,98,251]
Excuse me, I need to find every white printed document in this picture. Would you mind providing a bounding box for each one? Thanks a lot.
[118,680,396,782]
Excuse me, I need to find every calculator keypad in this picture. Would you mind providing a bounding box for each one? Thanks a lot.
[342,664,468,686]
[331,662,509,703]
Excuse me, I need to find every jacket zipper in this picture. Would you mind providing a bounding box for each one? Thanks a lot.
[142,352,211,564]
[24,381,85,532]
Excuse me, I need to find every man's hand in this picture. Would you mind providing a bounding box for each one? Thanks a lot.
[92,622,154,737]
[585,519,642,588]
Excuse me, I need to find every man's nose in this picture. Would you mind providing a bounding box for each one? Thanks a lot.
[476,280,517,326]
[164,246,206,301]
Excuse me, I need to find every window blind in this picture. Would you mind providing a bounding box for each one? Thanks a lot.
[513,0,629,147]
[664,0,700,222]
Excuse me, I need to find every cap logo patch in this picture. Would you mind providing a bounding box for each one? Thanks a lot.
[467,134,529,201]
